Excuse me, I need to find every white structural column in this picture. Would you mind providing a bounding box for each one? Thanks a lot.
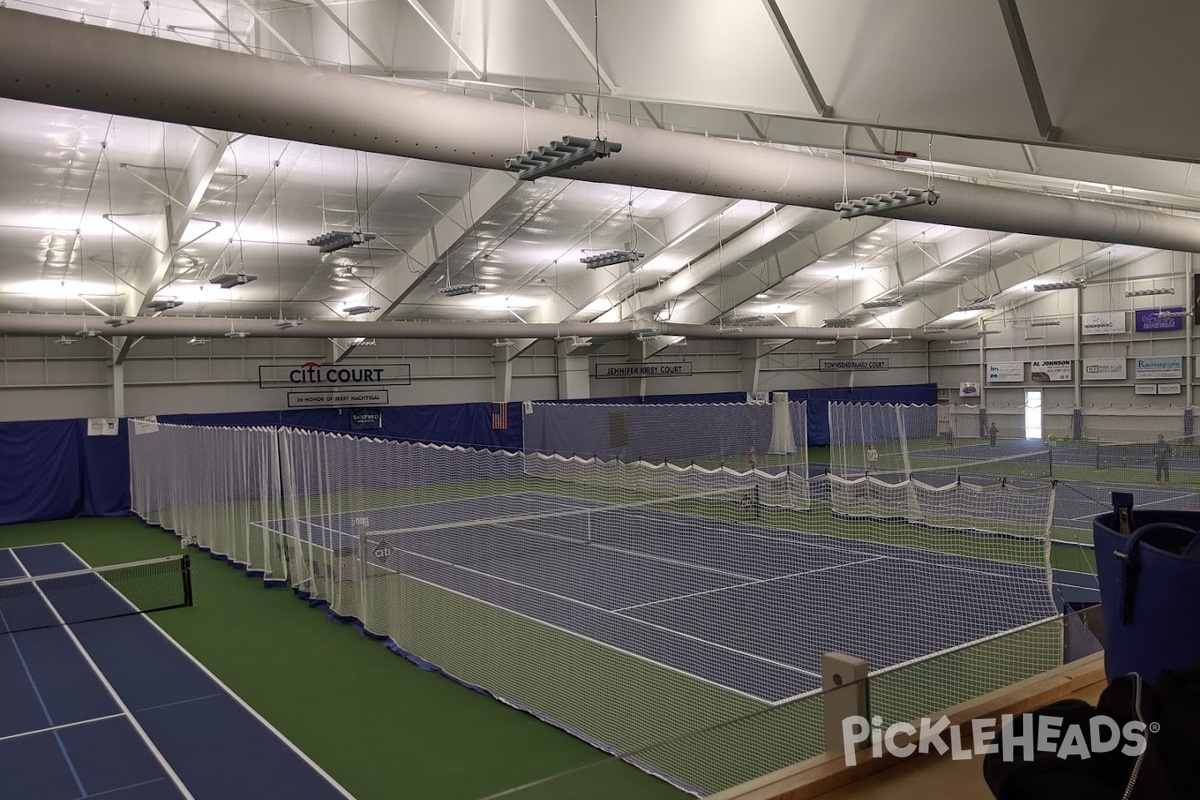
[331,169,518,362]
[555,340,591,400]
[111,362,125,419]
[114,130,230,365]
[739,339,761,395]
[492,352,513,404]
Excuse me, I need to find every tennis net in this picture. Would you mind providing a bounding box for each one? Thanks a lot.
[866,449,1055,485]
[0,555,193,635]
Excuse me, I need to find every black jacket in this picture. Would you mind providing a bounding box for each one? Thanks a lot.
[984,669,1200,799]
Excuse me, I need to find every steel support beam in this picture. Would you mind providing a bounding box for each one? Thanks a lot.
[332,169,519,362]
[405,0,483,79]
[543,0,617,92]
[114,129,230,365]
[997,0,1059,141]
[760,0,832,117]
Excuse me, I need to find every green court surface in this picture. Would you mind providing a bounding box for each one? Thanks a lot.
[0,517,685,800]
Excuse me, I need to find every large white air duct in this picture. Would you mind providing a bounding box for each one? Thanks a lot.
[0,314,953,342]
[2,8,1199,252]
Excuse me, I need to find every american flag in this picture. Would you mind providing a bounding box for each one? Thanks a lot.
[491,402,508,430]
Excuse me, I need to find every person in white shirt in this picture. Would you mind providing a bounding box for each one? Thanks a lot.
[866,444,879,475]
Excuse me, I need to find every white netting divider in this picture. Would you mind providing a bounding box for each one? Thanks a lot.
[828,402,939,477]
[129,420,280,576]
[130,421,1063,796]
[522,399,808,469]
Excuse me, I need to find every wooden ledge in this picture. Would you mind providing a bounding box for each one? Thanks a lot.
[712,653,1106,800]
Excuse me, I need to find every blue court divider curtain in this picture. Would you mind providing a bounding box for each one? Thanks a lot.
[0,383,933,526]
[0,418,130,525]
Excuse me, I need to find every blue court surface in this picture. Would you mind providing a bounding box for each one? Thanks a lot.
[0,543,353,800]
[257,493,1068,704]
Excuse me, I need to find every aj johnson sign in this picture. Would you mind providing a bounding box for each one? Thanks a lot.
[259,362,412,389]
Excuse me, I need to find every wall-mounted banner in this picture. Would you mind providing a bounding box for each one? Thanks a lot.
[1082,358,1127,381]
[596,362,693,379]
[818,358,890,372]
[1158,383,1182,395]
[87,418,119,436]
[1081,311,1126,335]
[287,390,389,408]
[987,361,1024,383]
[1134,307,1186,333]
[1031,360,1072,382]
[959,382,980,397]
[131,416,159,435]
[1135,384,1159,395]
[259,362,411,389]
[1134,356,1183,380]
[350,408,383,430]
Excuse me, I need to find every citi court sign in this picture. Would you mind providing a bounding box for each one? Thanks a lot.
[258,362,411,389]
[841,714,1150,766]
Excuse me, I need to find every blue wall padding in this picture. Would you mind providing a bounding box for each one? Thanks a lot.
[0,418,130,525]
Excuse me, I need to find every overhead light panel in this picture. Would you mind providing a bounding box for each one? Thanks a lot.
[861,297,904,309]
[209,273,257,289]
[717,327,744,335]
[667,338,688,347]
[630,325,659,337]
[922,326,948,334]
[342,305,379,316]
[273,320,303,330]
[54,335,77,346]
[950,339,978,345]
[957,301,996,312]
[1125,287,1174,298]
[74,328,100,339]
[1029,319,1061,327]
[824,316,856,327]
[1033,278,1086,291]
[504,135,622,181]
[224,330,248,339]
[104,316,135,327]
[728,314,765,324]
[147,299,183,311]
[1157,310,1188,318]
[306,230,376,254]
[834,187,939,219]
[581,250,644,269]
[815,339,837,346]
[635,332,661,342]
[352,337,377,347]
[440,283,483,297]
[493,339,515,348]
[187,336,209,346]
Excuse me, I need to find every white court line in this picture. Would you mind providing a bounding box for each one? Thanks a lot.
[307,520,821,681]
[57,544,357,800]
[491,521,757,582]
[287,526,774,704]
[0,713,125,744]
[613,557,888,613]
[1067,490,1200,520]
[9,549,195,800]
